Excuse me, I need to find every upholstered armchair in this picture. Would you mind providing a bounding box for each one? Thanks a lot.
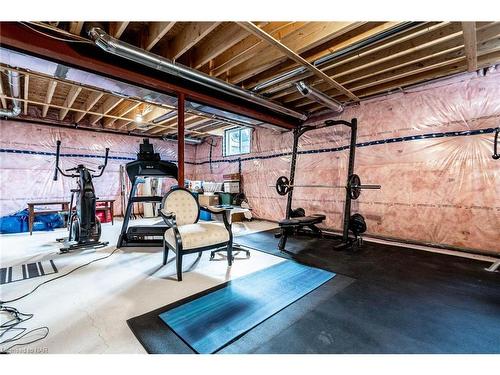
[160,188,233,281]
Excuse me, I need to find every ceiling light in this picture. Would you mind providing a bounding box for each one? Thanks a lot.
[135,114,143,123]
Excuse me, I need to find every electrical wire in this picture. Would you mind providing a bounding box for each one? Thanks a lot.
[0,247,119,304]
[204,138,218,174]
[0,247,119,353]
[0,306,49,354]
[19,22,93,44]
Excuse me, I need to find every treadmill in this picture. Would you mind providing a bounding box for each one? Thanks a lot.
[117,139,178,248]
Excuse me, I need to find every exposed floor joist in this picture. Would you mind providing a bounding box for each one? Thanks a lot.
[5,20,500,135]
[109,22,129,39]
[462,22,478,72]
[59,85,82,120]
[41,80,57,117]
[23,75,29,115]
[143,22,176,51]
[167,22,221,61]
[0,78,6,108]
[74,91,104,123]
[238,21,360,101]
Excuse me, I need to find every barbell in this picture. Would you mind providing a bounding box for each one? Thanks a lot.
[273,174,381,199]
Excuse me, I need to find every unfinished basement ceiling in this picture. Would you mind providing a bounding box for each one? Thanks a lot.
[1,21,499,138]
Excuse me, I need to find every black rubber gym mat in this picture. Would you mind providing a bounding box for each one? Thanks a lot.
[127,230,500,353]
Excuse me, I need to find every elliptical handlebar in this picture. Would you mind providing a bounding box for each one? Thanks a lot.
[54,140,73,180]
[92,147,110,178]
[54,141,109,180]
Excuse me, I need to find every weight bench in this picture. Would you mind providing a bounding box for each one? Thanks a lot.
[276,214,326,251]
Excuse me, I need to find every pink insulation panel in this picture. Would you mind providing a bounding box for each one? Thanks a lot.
[193,71,500,255]
[0,121,196,217]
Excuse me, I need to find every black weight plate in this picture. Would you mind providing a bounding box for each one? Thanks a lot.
[276,176,290,196]
[349,213,367,235]
[290,207,306,218]
[348,174,361,200]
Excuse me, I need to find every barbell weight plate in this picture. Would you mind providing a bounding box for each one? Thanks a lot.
[276,176,290,196]
[348,174,361,200]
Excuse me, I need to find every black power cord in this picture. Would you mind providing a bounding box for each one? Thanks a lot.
[0,247,119,353]
[205,138,218,174]
[0,307,49,354]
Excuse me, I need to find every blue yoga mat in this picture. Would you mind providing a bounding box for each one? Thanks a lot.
[159,260,335,353]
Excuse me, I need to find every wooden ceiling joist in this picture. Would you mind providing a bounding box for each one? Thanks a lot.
[238,21,360,101]
[88,96,124,125]
[190,23,250,69]
[41,80,57,117]
[109,22,129,39]
[5,20,500,130]
[74,91,104,123]
[271,22,465,103]
[104,101,141,128]
[144,22,176,51]
[0,78,6,108]
[462,22,478,72]
[23,74,29,115]
[68,22,84,35]
[210,22,300,77]
[245,22,401,91]
[167,22,221,61]
[230,22,362,84]
[59,85,82,120]
[275,22,500,104]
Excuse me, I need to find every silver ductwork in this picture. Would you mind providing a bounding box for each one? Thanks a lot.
[295,81,344,114]
[0,71,22,117]
[0,47,277,129]
[87,27,307,121]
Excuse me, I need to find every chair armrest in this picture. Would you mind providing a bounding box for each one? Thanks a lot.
[200,205,230,214]
[160,209,176,227]
[200,206,233,231]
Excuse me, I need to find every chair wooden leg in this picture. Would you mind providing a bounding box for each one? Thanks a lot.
[176,252,183,281]
[163,240,169,265]
[227,243,233,267]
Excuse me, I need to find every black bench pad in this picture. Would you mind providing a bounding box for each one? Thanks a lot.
[279,214,326,227]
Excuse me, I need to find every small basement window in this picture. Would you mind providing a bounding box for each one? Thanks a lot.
[223,127,252,156]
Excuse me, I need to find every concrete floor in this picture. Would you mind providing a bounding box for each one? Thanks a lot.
[0,218,280,354]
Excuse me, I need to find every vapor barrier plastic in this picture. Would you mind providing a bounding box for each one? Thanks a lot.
[0,121,195,216]
[193,71,500,254]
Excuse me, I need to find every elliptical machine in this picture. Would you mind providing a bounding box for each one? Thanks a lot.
[54,141,110,252]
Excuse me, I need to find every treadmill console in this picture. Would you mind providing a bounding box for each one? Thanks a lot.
[137,139,161,161]
[126,139,178,181]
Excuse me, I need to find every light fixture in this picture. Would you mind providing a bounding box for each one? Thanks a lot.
[134,114,143,123]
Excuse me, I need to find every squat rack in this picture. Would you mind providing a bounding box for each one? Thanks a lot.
[285,118,359,244]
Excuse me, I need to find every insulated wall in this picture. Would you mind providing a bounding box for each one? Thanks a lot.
[194,71,500,255]
[0,121,195,217]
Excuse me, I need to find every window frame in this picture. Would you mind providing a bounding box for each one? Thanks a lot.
[223,127,252,157]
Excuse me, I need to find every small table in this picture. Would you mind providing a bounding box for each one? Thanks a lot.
[27,199,115,235]
[96,199,115,225]
[27,201,69,235]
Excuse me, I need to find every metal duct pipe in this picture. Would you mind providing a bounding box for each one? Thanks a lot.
[295,81,344,114]
[0,71,21,117]
[87,27,307,121]
[161,135,202,144]
[152,110,177,124]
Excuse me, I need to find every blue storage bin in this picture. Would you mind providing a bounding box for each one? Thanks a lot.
[0,209,65,234]
[199,210,212,221]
